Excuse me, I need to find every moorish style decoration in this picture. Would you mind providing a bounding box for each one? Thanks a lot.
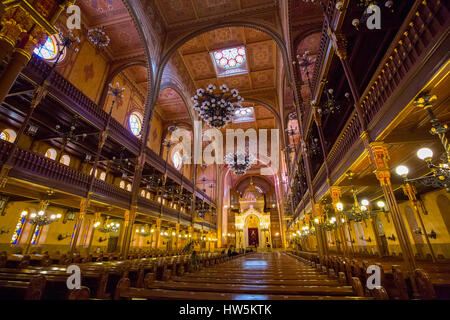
[87,26,110,48]
[192,84,244,128]
[224,152,256,175]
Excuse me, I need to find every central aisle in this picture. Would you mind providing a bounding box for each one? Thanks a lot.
[139,252,369,300]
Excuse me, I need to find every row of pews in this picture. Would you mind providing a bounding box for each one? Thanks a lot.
[291,250,450,300]
[115,252,388,300]
[0,250,228,300]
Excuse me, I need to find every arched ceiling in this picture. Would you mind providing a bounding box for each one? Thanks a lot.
[154,88,191,123]
[154,0,276,27]
[177,26,278,95]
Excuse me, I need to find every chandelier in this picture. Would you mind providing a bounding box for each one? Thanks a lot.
[335,171,387,223]
[224,152,256,175]
[87,26,110,48]
[135,224,152,237]
[96,216,120,233]
[192,84,244,128]
[28,210,62,226]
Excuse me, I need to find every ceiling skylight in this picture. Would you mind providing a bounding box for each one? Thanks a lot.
[211,46,248,77]
[232,107,255,123]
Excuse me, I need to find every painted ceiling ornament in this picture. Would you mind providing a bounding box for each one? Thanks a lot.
[87,26,110,49]
[192,83,244,128]
[224,152,256,175]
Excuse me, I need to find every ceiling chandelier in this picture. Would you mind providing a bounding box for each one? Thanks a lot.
[192,84,244,128]
[87,26,110,48]
[224,152,256,175]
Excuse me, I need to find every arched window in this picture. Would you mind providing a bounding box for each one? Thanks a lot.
[126,184,132,192]
[45,148,57,160]
[99,172,106,181]
[119,181,126,189]
[0,129,16,142]
[146,192,151,200]
[140,190,146,197]
[60,154,70,166]
[172,151,183,170]
[34,35,64,62]
[129,111,143,136]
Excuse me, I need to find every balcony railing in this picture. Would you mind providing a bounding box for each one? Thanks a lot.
[1,140,214,227]
[306,0,449,200]
[20,55,216,207]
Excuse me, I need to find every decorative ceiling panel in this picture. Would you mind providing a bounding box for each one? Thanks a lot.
[221,74,252,92]
[246,40,275,72]
[156,0,197,24]
[251,70,275,89]
[204,28,245,51]
[180,37,207,55]
[244,28,272,43]
[182,52,217,80]
[193,0,241,18]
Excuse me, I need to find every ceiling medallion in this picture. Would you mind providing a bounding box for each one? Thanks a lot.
[224,152,256,175]
[87,26,110,49]
[192,84,244,128]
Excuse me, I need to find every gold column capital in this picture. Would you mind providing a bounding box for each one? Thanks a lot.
[413,93,437,109]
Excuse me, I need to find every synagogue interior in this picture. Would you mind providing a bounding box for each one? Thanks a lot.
[0,0,448,302]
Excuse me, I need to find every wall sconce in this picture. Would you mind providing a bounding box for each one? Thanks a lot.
[57,233,72,241]
[414,227,437,239]
[360,236,372,243]
[0,227,10,235]
[387,234,396,241]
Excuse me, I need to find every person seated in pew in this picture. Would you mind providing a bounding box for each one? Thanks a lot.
[190,251,199,271]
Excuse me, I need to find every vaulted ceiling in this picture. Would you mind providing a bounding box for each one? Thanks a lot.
[178,27,277,96]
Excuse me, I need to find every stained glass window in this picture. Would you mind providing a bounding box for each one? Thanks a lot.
[34,36,60,61]
[0,131,7,141]
[31,226,41,245]
[172,151,182,170]
[10,212,27,244]
[211,46,248,77]
[129,112,143,136]
[232,107,255,123]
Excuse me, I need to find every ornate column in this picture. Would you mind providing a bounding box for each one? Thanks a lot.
[120,207,136,257]
[371,143,417,272]
[314,202,327,257]
[70,198,88,253]
[330,187,349,257]
[155,218,162,249]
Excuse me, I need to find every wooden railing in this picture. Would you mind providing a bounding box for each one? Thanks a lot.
[359,0,448,127]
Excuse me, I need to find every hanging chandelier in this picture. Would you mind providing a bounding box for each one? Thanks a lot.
[192,84,244,128]
[96,216,120,233]
[27,210,62,226]
[87,26,110,48]
[224,152,256,175]
[335,171,387,223]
